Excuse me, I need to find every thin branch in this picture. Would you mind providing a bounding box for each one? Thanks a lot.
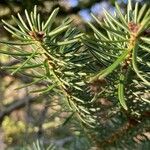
[0,95,39,123]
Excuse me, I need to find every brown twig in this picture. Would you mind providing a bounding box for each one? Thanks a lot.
[0,96,39,123]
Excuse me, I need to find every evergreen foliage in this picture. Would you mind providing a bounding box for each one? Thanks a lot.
[0,0,149,148]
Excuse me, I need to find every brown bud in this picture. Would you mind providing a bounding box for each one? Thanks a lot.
[36,31,45,40]
[28,31,45,41]
[97,98,113,107]
[128,22,139,33]
[28,31,36,39]
[89,79,106,94]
